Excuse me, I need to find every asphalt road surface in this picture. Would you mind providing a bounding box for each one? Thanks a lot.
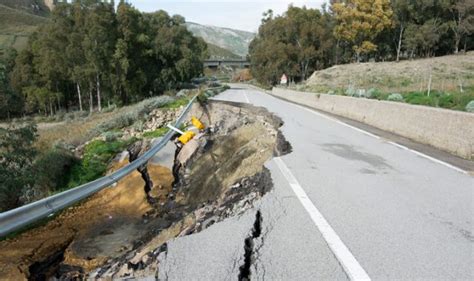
[157,85,473,281]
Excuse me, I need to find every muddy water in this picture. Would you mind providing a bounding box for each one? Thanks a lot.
[0,101,290,280]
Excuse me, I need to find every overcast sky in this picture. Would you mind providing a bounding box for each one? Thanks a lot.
[126,1,327,32]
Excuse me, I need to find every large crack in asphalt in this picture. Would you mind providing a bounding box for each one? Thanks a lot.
[238,210,263,281]
[0,100,292,280]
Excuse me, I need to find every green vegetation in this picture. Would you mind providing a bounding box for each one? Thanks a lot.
[143,127,168,138]
[33,148,77,193]
[164,98,191,109]
[249,0,474,86]
[67,138,136,189]
[321,87,474,111]
[250,7,334,85]
[0,123,37,212]
[1,1,207,120]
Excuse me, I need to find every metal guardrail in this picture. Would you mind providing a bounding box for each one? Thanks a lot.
[0,95,197,237]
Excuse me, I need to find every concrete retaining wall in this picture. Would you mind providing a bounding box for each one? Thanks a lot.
[271,87,474,160]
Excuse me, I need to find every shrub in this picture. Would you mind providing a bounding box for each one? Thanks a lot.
[54,110,66,122]
[355,89,367,98]
[33,148,78,193]
[366,88,378,99]
[387,93,404,102]
[67,138,136,188]
[0,123,38,212]
[91,96,176,135]
[177,89,190,97]
[102,104,117,113]
[143,127,168,138]
[437,94,455,109]
[102,131,123,142]
[208,81,222,88]
[164,98,189,109]
[466,100,474,112]
[53,140,75,151]
[403,92,434,106]
[345,86,356,96]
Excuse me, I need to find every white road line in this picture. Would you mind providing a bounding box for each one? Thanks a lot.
[243,91,250,103]
[274,157,371,281]
[386,141,468,174]
[261,92,467,175]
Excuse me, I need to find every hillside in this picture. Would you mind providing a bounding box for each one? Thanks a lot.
[301,53,474,111]
[186,22,254,56]
[306,53,474,95]
[206,42,241,59]
[0,1,48,52]
[0,0,50,16]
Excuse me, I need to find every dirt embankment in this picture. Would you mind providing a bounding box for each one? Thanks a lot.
[0,100,290,280]
[306,52,474,93]
[0,154,173,280]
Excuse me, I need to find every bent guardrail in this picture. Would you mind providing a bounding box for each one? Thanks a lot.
[0,95,197,237]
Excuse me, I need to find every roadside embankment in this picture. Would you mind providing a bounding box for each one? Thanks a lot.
[271,87,474,160]
[0,99,291,280]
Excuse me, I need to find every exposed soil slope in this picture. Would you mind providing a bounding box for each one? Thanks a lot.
[0,100,291,280]
[306,52,474,94]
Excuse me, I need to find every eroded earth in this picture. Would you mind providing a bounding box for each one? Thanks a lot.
[0,100,290,280]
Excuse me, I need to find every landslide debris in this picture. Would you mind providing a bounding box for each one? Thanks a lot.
[0,100,290,280]
[91,101,291,279]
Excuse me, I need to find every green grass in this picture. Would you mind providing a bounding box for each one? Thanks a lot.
[143,127,168,138]
[66,138,137,189]
[318,86,474,112]
[401,90,474,110]
[164,97,190,109]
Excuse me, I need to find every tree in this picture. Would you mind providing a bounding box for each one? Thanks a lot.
[149,12,207,92]
[332,0,393,62]
[83,1,117,111]
[0,124,38,212]
[391,0,412,61]
[404,19,446,58]
[7,1,206,118]
[447,0,474,53]
[113,1,148,104]
[249,5,335,85]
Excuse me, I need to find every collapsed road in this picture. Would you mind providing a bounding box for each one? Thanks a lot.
[208,84,473,281]
[0,99,291,280]
[1,84,472,280]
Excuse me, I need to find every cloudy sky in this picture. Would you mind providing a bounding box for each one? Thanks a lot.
[126,0,327,32]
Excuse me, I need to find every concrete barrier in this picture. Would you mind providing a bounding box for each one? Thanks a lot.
[271,87,474,160]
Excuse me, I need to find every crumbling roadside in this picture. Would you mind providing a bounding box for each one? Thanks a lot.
[91,101,291,280]
[0,100,291,280]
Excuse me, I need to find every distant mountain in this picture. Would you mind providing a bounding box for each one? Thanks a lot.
[206,43,241,60]
[186,22,255,57]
